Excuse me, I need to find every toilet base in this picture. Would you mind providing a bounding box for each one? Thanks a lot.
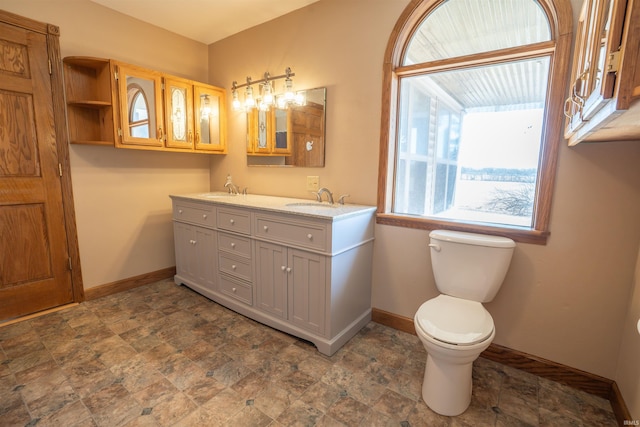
[422,353,474,416]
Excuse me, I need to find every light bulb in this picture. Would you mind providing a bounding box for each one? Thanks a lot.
[232,89,241,110]
[284,77,294,101]
[262,82,274,106]
[244,86,255,109]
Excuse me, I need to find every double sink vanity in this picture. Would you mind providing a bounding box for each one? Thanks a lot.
[170,192,375,355]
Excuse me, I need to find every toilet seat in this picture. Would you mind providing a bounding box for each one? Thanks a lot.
[416,295,494,346]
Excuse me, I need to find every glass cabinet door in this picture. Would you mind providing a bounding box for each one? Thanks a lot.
[165,77,194,149]
[116,63,164,147]
[247,108,274,154]
[194,84,226,152]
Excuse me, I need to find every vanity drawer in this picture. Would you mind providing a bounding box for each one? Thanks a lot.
[255,214,328,252]
[217,207,251,234]
[218,232,252,258]
[218,253,252,281]
[219,275,252,305]
[173,201,215,228]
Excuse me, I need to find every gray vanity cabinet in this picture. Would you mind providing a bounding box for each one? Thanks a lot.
[170,193,375,356]
[173,202,217,291]
[255,241,326,335]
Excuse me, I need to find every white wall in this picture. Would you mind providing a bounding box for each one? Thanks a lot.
[1,0,212,288]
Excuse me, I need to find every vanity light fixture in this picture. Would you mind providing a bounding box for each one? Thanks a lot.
[231,67,304,112]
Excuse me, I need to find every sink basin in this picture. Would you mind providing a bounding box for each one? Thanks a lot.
[199,192,234,198]
[285,202,337,208]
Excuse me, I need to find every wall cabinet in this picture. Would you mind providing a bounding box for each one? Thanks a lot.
[170,194,375,355]
[246,108,292,155]
[564,0,640,144]
[63,56,227,154]
[63,57,117,146]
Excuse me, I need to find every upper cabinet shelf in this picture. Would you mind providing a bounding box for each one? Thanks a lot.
[564,0,640,145]
[63,57,116,146]
[63,56,227,154]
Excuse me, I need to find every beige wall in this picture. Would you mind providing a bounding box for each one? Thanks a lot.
[208,0,640,385]
[1,0,212,288]
[4,0,639,410]
[616,250,640,418]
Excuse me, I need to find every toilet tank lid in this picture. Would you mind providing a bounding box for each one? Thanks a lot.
[429,230,515,248]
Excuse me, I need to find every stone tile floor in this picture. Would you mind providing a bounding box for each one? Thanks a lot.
[0,279,618,426]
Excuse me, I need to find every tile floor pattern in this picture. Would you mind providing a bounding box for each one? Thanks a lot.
[0,279,618,427]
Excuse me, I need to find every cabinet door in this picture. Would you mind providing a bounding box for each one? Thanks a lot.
[565,0,626,131]
[165,77,194,149]
[174,222,216,290]
[288,249,326,335]
[174,222,198,281]
[193,226,217,290]
[115,62,164,147]
[255,241,287,319]
[247,108,274,154]
[194,84,226,152]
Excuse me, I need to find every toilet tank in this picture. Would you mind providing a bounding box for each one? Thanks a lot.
[429,230,515,302]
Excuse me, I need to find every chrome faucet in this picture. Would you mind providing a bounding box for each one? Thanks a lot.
[315,187,334,204]
[224,174,240,195]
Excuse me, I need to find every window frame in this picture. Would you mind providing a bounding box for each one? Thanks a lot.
[377,0,573,245]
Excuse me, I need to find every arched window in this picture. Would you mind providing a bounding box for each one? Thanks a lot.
[377,0,573,244]
[128,83,150,138]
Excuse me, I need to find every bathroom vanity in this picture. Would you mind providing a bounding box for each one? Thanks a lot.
[170,192,375,355]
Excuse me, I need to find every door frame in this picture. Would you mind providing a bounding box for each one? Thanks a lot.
[0,9,85,304]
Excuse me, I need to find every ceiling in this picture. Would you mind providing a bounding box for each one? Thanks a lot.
[89,0,320,44]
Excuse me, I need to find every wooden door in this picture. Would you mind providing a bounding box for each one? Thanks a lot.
[0,17,76,320]
[285,102,325,167]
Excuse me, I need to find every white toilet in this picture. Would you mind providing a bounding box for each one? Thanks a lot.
[414,230,515,416]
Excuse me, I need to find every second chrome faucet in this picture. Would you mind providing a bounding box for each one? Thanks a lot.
[314,187,334,204]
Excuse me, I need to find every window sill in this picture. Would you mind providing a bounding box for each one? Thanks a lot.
[375,212,549,245]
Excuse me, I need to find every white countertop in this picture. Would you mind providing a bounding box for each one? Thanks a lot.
[170,192,376,220]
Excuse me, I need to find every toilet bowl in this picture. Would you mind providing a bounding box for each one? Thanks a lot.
[415,230,515,416]
[414,294,495,416]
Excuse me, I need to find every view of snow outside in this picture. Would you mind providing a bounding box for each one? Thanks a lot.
[437,108,543,227]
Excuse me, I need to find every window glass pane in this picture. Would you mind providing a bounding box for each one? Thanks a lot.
[404,0,551,64]
[393,56,550,227]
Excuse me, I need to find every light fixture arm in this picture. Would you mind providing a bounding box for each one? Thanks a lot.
[231,68,295,90]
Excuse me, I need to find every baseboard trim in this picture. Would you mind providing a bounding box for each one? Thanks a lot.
[84,267,176,301]
[371,307,632,424]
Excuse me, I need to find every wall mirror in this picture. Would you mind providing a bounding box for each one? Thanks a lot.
[247,87,326,167]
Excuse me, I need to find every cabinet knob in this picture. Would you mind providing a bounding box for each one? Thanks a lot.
[190,239,197,245]
[231,242,236,248]
[286,267,292,273]
[232,287,237,293]
[202,214,207,219]
[231,265,237,270]
[263,225,269,231]
[307,233,313,240]
[281,266,286,271]
[230,219,235,224]
[178,209,183,214]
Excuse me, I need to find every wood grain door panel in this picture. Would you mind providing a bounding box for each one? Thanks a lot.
[0,20,73,320]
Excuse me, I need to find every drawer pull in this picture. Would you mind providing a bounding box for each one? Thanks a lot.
[307,233,313,240]
[178,209,183,214]
[190,239,197,245]
[263,225,269,231]
[231,265,237,270]
[231,242,236,248]
[230,219,235,225]
[232,287,237,293]
[203,214,207,219]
